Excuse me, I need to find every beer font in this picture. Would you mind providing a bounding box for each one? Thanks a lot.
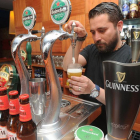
[10,2,101,140]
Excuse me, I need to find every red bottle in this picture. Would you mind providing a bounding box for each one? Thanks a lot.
[7,90,19,140]
[17,94,37,140]
[0,87,9,140]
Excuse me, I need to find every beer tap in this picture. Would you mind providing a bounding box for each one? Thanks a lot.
[11,7,45,95]
[131,28,140,63]
[37,0,75,135]
[37,27,73,132]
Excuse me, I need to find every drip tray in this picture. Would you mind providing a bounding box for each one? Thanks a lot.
[132,130,140,140]
[37,94,101,140]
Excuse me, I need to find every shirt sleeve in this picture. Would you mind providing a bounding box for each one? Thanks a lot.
[80,44,94,62]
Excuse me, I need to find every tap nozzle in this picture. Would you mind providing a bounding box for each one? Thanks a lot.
[71,22,77,48]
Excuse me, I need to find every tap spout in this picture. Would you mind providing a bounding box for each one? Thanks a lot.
[11,33,38,95]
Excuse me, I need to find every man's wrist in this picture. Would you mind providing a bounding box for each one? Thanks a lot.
[90,84,100,98]
[77,34,87,42]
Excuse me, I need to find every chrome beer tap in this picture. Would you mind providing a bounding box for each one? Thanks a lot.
[11,7,45,95]
[37,26,74,131]
[37,0,77,135]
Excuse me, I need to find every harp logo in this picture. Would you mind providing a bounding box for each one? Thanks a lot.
[133,31,140,40]
[116,72,126,83]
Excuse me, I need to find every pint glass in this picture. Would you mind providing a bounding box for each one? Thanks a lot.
[67,63,82,91]
[103,61,140,140]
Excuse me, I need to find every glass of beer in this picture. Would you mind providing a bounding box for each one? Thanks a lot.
[67,63,82,91]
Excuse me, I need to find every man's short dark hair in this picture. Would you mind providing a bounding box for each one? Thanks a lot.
[88,2,123,26]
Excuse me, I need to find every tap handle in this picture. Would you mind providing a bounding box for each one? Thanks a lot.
[71,22,77,47]
[26,42,32,66]
[31,27,45,35]
[71,22,76,34]
[31,30,39,34]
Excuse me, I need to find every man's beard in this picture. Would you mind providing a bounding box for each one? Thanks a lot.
[95,31,119,53]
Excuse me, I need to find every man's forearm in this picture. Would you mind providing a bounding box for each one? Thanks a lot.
[63,41,84,71]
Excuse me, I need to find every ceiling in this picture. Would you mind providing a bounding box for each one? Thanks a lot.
[0,0,14,10]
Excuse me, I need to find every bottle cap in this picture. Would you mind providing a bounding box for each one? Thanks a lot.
[19,94,29,100]
[9,90,18,95]
[0,87,7,91]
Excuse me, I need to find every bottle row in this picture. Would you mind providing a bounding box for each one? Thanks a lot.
[0,87,37,140]
[121,0,140,19]
[31,55,64,67]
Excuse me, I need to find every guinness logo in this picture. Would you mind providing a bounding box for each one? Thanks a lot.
[133,31,140,40]
[116,72,126,83]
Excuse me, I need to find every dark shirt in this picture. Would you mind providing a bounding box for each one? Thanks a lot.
[79,43,131,134]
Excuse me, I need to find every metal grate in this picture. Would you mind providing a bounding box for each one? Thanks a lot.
[132,130,140,140]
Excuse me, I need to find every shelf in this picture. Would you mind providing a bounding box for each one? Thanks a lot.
[31,63,63,70]
[31,63,45,67]
[123,18,140,25]
[0,58,13,63]
[56,66,63,70]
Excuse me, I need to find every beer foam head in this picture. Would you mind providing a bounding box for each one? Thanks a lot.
[67,68,82,73]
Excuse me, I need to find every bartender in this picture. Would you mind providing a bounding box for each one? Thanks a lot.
[63,2,132,135]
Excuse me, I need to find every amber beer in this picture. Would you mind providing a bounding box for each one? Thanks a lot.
[67,63,82,91]
[7,90,19,140]
[17,94,37,140]
[0,87,9,140]
[67,69,82,78]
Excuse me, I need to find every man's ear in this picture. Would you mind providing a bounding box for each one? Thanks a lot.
[117,20,123,33]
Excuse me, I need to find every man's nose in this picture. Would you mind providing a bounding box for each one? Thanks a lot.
[94,32,101,42]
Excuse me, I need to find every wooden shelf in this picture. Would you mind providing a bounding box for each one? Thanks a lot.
[31,63,45,67]
[31,63,63,70]
[0,58,13,63]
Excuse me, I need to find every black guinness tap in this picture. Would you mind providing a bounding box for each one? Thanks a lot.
[131,28,140,63]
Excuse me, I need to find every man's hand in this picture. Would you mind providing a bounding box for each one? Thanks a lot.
[68,75,95,95]
[64,20,87,37]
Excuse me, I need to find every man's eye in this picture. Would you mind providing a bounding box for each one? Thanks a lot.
[99,30,105,33]
[91,32,95,35]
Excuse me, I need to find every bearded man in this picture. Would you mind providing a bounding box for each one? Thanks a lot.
[63,2,131,135]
